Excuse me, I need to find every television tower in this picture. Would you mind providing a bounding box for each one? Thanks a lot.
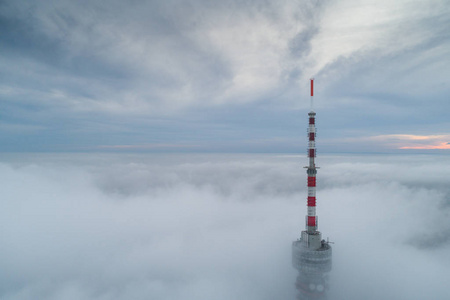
[292,79,332,299]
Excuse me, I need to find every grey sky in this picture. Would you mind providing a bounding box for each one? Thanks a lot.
[1,0,449,152]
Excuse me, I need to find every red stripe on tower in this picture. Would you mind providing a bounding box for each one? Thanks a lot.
[307,197,316,206]
[308,216,316,226]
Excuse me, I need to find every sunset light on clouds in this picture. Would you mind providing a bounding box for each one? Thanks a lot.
[369,134,450,150]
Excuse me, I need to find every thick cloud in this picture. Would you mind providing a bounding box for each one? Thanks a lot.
[0,0,313,111]
[1,0,449,152]
[1,153,449,300]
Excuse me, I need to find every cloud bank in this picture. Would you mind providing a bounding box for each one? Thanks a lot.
[1,153,449,300]
[1,0,449,152]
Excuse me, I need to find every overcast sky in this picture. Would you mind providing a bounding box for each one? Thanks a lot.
[1,0,449,152]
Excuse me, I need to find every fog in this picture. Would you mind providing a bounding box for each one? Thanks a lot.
[1,153,449,300]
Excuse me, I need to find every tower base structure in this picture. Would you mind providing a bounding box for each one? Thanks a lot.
[292,230,332,299]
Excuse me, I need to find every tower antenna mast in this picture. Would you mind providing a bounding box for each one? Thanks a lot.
[292,78,332,299]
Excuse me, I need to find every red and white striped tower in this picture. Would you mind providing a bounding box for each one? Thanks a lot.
[306,79,317,233]
[292,79,332,300]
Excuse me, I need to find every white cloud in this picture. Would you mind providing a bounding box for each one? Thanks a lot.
[309,0,450,75]
[1,153,449,299]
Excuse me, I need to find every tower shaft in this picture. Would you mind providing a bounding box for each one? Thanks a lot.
[306,110,317,233]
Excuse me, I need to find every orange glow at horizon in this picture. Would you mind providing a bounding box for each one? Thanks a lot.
[367,134,450,150]
[400,142,450,150]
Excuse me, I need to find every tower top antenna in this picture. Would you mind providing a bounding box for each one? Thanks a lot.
[310,78,314,111]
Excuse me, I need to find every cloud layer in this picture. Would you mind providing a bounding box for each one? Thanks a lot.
[1,153,449,300]
[1,0,449,152]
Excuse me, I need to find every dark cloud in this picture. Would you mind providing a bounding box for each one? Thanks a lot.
[287,0,325,62]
